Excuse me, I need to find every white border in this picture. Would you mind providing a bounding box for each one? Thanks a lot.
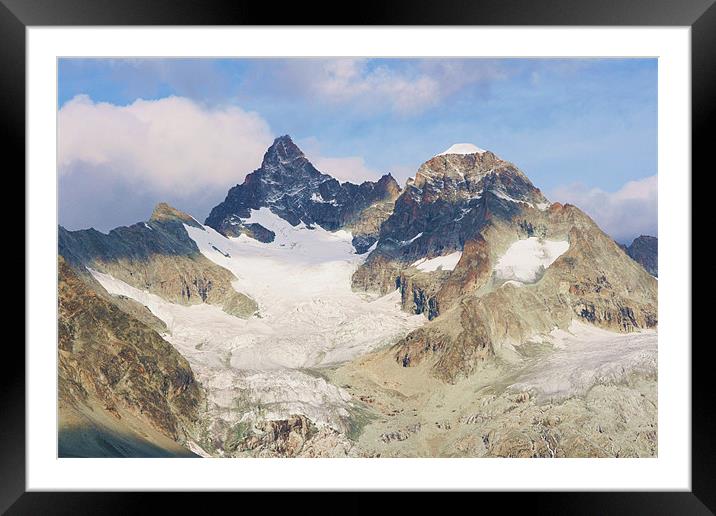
[27,27,691,491]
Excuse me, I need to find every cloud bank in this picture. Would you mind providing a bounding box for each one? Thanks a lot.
[59,95,274,195]
[312,155,383,183]
[309,59,440,114]
[550,175,657,243]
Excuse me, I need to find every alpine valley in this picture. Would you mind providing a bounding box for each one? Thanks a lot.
[58,136,658,458]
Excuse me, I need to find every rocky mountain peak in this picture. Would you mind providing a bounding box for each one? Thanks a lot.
[407,148,546,208]
[150,202,202,228]
[205,136,404,247]
[413,147,509,185]
[358,149,551,274]
[375,173,401,198]
[622,235,658,277]
[262,135,307,167]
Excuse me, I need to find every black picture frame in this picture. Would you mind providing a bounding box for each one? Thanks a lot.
[4,0,706,513]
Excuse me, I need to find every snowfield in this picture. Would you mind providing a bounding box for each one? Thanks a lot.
[510,322,657,401]
[90,208,425,435]
[494,237,569,283]
[412,251,462,272]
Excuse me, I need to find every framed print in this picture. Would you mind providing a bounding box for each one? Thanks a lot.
[6,0,708,512]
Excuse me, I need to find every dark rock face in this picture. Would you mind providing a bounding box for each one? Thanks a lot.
[243,223,276,243]
[204,135,401,244]
[397,271,444,320]
[622,235,658,277]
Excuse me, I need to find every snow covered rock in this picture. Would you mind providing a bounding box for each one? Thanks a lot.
[436,143,487,156]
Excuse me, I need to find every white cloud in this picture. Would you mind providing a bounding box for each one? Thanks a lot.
[550,175,657,243]
[311,59,440,114]
[295,137,384,184]
[59,95,274,196]
[269,59,507,115]
[312,155,382,183]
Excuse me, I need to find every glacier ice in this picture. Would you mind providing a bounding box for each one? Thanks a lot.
[90,209,426,437]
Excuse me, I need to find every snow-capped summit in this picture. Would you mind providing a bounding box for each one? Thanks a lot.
[354,142,554,320]
[436,143,487,156]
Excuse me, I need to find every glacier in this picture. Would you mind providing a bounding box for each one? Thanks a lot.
[511,322,657,402]
[90,208,425,444]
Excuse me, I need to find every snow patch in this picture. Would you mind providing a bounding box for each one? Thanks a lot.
[492,189,534,208]
[454,206,473,222]
[494,237,569,283]
[501,280,524,288]
[437,143,486,156]
[363,241,378,255]
[400,232,423,245]
[310,192,339,205]
[412,251,462,272]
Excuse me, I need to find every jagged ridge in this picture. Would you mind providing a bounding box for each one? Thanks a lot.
[204,135,401,251]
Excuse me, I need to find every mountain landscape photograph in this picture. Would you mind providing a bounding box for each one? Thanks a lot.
[57,58,658,458]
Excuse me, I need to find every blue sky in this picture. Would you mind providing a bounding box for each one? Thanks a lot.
[58,58,657,242]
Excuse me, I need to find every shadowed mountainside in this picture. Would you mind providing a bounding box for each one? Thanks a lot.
[621,235,658,277]
[58,256,202,457]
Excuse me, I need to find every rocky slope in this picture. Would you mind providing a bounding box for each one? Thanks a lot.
[621,235,658,277]
[59,203,257,318]
[58,256,202,457]
[352,146,658,382]
[205,135,401,252]
[328,322,657,458]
